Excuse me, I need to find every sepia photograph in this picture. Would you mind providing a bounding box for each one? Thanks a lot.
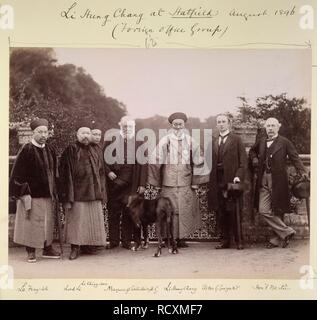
[8,47,311,280]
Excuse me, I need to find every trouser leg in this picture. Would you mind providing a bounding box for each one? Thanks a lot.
[259,173,295,245]
[218,194,231,245]
[121,206,133,245]
[107,200,121,246]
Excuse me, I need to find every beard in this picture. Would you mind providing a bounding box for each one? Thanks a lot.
[79,137,90,145]
[173,129,184,137]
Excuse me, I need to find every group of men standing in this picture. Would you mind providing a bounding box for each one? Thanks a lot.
[9,112,308,263]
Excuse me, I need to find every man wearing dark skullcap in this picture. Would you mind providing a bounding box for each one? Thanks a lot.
[10,118,60,262]
[148,112,209,250]
[168,112,188,124]
[90,120,103,146]
[59,121,107,260]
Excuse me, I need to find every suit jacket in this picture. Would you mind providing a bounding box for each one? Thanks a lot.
[208,132,247,210]
[249,135,307,214]
[103,137,147,202]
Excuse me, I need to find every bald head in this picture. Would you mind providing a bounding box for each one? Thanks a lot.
[119,116,135,138]
[265,117,281,138]
[119,116,135,126]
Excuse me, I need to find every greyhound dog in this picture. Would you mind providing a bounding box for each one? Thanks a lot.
[127,194,178,257]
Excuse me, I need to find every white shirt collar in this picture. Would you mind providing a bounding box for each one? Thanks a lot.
[31,139,45,148]
[267,134,278,140]
[219,129,230,137]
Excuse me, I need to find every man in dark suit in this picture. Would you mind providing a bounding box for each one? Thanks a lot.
[249,117,308,248]
[208,114,247,250]
[104,116,147,250]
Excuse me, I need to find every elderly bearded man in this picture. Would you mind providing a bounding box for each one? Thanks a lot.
[59,121,107,260]
[148,112,209,249]
[104,116,147,250]
[10,118,60,263]
[249,117,308,249]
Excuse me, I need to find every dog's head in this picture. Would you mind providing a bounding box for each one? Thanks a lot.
[127,194,144,228]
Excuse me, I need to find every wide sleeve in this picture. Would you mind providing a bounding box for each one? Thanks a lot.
[191,138,210,185]
[102,141,112,175]
[147,137,166,187]
[9,144,31,198]
[138,164,148,187]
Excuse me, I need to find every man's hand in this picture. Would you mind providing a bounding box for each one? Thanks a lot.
[233,177,240,183]
[63,202,72,210]
[108,172,117,181]
[114,178,127,187]
[137,186,146,194]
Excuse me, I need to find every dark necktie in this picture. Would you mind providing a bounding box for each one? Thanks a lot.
[218,134,229,164]
[219,134,229,146]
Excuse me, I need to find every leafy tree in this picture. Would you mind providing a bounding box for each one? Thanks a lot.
[10,48,126,154]
[236,94,310,154]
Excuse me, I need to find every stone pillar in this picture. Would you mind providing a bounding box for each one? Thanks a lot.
[17,126,32,145]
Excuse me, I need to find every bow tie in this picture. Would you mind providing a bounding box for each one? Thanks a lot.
[266,137,276,142]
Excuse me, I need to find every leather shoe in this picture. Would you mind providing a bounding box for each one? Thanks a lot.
[215,243,230,249]
[236,244,244,250]
[122,242,132,250]
[69,246,79,260]
[177,239,189,248]
[282,233,295,248]
[266,242,278,249]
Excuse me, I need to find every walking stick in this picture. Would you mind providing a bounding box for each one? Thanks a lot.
[235,196,242,247]
[227,182,243,248]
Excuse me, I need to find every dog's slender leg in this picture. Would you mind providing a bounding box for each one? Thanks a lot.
[142,224,149,249]
[154,220,162,257]
[170,211,178,254]
[166,215,172,254]
[132,225,141,252]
